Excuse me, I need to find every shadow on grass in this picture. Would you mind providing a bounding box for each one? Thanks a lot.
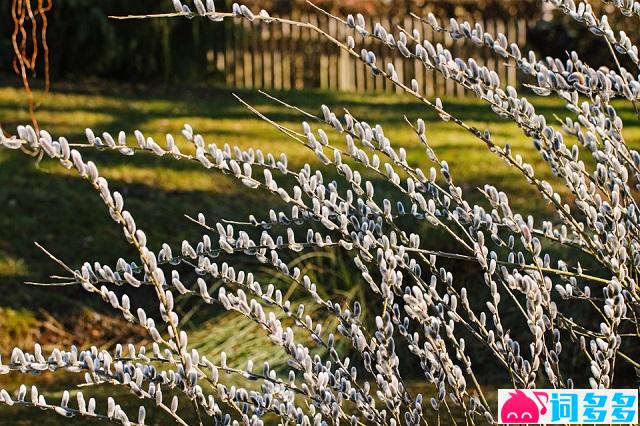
[11,79,640,137]
[0,150,276,312]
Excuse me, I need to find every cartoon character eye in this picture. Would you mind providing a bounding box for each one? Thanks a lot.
[521,412,532,420]
[506,412,518,420]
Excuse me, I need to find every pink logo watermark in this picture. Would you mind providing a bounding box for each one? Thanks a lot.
[498,389,638,424]
[500,389,548,423]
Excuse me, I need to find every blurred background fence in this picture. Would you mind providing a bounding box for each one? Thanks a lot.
[215,14,526,95]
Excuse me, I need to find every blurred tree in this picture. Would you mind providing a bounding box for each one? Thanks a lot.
[1,0,226,82]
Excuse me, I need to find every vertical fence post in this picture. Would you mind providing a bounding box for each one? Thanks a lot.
[219,10,527,96]
[338,20,353,91]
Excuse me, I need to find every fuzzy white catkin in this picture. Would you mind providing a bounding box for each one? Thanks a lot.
[194,0,206,16]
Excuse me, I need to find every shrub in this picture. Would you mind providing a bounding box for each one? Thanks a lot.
[1,0,640,424]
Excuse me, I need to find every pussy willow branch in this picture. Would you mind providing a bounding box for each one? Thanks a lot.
[8,128,609,290]
[236,86,609,388]
[232,92,576,391]
[231,93,476,255]
[2,2,639,424]
[12,133,382,424]
[307,5,613,269]
[257,89,602,277]
[110,5,615,275]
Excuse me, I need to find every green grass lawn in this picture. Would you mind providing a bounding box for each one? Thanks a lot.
[1,80,640,424]
[2,80,640,346]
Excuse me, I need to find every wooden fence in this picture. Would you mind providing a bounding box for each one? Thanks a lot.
[207,14,528,96]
